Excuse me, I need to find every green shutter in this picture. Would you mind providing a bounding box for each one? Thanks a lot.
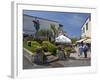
[86,23,88,31]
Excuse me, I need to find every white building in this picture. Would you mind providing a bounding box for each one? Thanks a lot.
[77,16,91,43]
[81,16,91,39]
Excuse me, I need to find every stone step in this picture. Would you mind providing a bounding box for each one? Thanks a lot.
[46,55,58,63]
[44,52,52,56]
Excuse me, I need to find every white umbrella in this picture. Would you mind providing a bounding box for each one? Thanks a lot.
[55,35,71,43]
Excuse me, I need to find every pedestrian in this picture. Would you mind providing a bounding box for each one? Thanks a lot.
[83,43,88,58]
[78,43,83,56]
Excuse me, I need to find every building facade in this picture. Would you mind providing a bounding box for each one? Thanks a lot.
[76,16,91,44]
[23,14,63,41]
[81,16,91,39]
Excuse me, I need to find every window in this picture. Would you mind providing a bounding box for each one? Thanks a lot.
[86,23,88,31]
[82,27,85,33]
[89,16,91,21]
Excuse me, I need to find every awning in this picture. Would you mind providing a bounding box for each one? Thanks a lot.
[83,39,91,43]
[76,38,86,43]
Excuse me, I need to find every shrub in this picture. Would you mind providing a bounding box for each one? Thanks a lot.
[26,41,41,52]
[42,46,48,52]
[24,42,35,55]
[27,41,31,47]
[31,41,41,52]
[31,41,40,46]
[42,41,56,54]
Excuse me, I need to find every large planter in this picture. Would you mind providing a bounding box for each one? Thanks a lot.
[23,48,33,63]
[23,48,58,64]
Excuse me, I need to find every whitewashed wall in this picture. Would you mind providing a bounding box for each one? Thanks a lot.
[81,17,91,38]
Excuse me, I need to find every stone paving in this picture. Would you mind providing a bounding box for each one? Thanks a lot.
[70,47,91,59]
[23,47,91,69]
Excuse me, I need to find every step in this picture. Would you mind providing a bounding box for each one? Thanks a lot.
[46,55,58,63]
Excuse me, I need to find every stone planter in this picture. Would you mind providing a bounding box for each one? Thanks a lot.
[23,48,58,64]
[23,48,34,63]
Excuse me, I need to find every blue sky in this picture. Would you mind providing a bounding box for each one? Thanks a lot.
[23,10,90,39]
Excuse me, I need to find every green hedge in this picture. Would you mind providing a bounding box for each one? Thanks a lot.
[27,41,31,47]
[23,42,35,54]
[25,41,57,54]
[41,41,56,54]
[25,41,41,53]
[31,41,41,52]
[31,41,41,47]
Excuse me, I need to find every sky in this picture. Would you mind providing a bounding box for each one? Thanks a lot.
[23,10,90,39]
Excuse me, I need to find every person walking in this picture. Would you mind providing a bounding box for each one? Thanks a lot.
[78,44,83,56]
[83,43,88,58]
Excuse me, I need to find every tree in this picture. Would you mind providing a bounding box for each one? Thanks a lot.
[50,24,57,41]
[38,29,53,41]
[70,37,78,44]
[46,29,53,41]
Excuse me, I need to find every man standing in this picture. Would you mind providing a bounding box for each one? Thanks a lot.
[83,43,88,58]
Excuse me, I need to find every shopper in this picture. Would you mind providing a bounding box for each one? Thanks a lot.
[78,44,83,56]
[83,43,88,58]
